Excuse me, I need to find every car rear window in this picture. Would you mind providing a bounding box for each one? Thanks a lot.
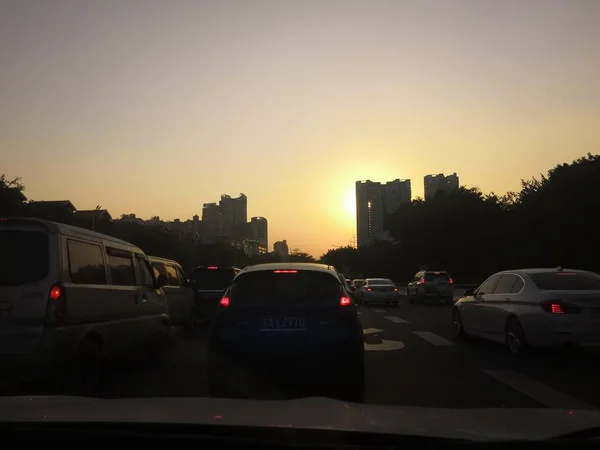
[0,230,49,285]
[425,272,450,281]
[191,267,236,290]
[368,279,394,285]
[229,270,343,307]
[529,272,600,291]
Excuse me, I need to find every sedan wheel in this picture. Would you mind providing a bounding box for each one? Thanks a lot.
[506,317,528,356]
[452,308,468,340]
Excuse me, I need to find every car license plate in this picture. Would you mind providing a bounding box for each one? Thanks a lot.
[590,308,600,318]
[261,317,306,331]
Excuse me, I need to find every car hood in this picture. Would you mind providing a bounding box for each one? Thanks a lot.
[0,396,597,441]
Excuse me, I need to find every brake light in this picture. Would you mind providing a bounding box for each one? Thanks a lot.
[47,284,66,326]
[541,300,581,314]
[274,270,297,274]
[557,272,577,276]
[220,297,230,307]
[449,278,454,284]
[366,287,372,291]
[420,278,425,284]
[340,296,352,306]
[434,271,440,274]
[207,266,218,270]
[393,287,398,292]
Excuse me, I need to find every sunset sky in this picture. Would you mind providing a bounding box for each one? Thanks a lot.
[1,0,599,257]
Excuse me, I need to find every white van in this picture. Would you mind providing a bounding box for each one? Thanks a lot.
[149,256,195,328]
[0,217,170,393]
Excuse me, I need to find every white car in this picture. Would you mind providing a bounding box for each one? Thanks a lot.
[359,278,401,307]
[452,267,600,355]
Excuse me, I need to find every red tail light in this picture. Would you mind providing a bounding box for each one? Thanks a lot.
[449,278,454,284]
[540,300,581,314]
[366,287,372,291]
[47,284,66,326]
[393,287,398,292]
[207,266,218,270]
[420,278,425,284]
[340,296,352,307]
[220,297,230,307]
[274,270,297,274]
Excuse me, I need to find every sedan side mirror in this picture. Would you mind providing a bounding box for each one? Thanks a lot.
[155,274,168,289]
[464,288,474,296]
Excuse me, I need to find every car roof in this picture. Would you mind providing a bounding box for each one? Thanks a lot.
[0,216,139,249]
[238,262,340,279]
[366,278,394,282]
[148,256,181,266]
[497,268,587,276]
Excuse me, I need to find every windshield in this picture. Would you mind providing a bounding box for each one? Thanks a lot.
[191,268,236,290]
[229,270,342,307]
[529,272,600,291]
[424,272,450,281]
[367,279,394,286]
[3,0,600,441]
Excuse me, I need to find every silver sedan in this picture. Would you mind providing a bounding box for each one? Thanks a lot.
[452,267,600,355]
[359,278,401,307]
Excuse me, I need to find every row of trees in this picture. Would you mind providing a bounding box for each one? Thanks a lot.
[321,153,600,284]
[0,175,316,273]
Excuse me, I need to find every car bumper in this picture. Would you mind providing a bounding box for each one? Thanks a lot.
[524,316,600,348]
[363,294,401,303]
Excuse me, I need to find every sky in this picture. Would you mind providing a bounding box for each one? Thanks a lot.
[1,0,599,257]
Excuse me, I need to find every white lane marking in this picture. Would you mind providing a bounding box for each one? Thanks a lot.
[371,308,386,313]
[364,340,405,351]
[363,328,383,335]
[484,370,594,409]
[413,331,456,346]
[385,316,409,324]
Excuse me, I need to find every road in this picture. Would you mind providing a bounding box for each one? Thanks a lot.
[95,292,600,409]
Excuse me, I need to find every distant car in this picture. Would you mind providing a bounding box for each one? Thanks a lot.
[190,265,240,321]
[207,262,365,402]
[358,278,400,307]
[407,270,454,305]
[149,256,195,329]
[350,279,366,291]
[453,267,600,355]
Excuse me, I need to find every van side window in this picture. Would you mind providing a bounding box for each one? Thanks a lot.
[67,240,106,285]
[165,264,180,286]
[153,262,167,280]
[135,255,154,288]
[106,249,136,286]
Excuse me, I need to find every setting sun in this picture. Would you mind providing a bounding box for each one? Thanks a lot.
[342,186,356,220]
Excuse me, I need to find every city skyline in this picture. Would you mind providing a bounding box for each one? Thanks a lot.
[2,0,598,257]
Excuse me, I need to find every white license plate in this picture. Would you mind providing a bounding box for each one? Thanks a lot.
[261,317,306,331]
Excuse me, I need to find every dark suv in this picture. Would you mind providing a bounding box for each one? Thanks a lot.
[190,266,240,321]
[407,270,454,305]
[207,263,365,402]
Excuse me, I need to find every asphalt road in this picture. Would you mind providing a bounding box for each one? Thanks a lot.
[93,292,600,409]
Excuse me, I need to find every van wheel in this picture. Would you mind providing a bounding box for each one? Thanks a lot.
[71,338,102,396]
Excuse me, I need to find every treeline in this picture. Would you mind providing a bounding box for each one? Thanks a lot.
[0,176,315,272]
[321,153,600,285]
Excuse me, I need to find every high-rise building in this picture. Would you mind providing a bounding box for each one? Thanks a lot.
[219,193,247,237]
[356,179,411,248]
[424,173,459,200]
[249,216,268,250]
[274,240,289,257]
[382,179,412,215]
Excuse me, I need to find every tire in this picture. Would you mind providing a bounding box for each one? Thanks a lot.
[506,316,528,356]
[70,338,102,396]
[452,308,468,341]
